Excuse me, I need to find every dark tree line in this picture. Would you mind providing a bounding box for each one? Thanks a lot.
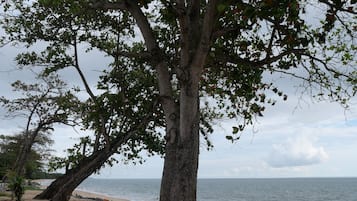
[0,133,51,180]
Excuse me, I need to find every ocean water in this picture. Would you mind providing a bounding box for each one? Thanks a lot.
[77,178,357,201]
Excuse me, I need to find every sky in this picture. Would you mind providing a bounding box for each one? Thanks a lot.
[1,42,356,179]
[0,6,356,179]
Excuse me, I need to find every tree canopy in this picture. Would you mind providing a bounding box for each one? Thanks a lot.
[1,0,355,131]
[0,74,81,176]
[1,0,356,201]
[0,132,53,179]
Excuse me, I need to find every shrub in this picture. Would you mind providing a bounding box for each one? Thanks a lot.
[8,174,24,201]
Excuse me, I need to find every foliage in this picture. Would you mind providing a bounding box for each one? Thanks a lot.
[47,59,166,172]
[0,74,79,176]
[0,133,52,179]
[0,135,18,178]
[7,172,25,201]
[2,0,167,174]
[0,192,11,197]
[0,74,81,129]
[1,0,355,142]
[30,172,63,180]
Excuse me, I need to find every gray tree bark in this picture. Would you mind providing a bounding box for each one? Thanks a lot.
[35,149,113,201]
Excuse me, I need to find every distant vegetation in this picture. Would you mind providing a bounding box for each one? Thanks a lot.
[0,134,59,180]
[30,172,63,180]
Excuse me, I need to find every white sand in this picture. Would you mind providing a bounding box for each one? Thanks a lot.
[29,179,129,201]
[0,190,129,201]
[73,190,129,201]
[0,179,129,201]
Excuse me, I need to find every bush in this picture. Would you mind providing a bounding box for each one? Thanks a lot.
[8,174,24,201]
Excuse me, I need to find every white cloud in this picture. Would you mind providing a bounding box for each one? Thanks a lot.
[267,135,328,168]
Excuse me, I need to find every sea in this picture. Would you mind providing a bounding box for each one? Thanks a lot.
[75,177,357,201]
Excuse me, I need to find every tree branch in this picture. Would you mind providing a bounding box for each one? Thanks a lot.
[91,0,178,139]
[90,0,127,11]
[112,50,152,61]
[72,37,110,150]
[266,26,277,57]
[319,0,357,15]
[192,0,219,74]
[124,1,178,121]
[25,88,51,135]
[260,48,307,65]
[303,54,352,79]
[212,27,242,39]
[110,97,160,153]
[214,48,307,69]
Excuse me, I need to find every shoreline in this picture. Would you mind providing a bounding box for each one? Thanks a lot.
[28,179,129,201]
[0,190,129,201]
[72,189,129,201]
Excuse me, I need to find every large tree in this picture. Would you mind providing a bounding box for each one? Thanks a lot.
[1,62,165,201]
[2,2,167,200]
[0,75,79,177]
[34,56,165,201]
[1,0,168,200]
[1,1,356,201]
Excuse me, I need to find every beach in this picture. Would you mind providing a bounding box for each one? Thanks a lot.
[3,178,356,201]
[0,189,129,201]
[0,179,129,201]
[72,190,129,201]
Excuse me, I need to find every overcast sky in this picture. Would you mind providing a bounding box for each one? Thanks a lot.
[1,31,357,179]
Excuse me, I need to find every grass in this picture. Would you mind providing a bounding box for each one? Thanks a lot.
[0,191,11,197]
[24,185,41,191]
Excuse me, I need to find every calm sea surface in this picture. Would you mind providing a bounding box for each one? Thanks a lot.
[77,178,357,201]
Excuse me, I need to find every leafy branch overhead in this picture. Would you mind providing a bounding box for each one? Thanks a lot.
[1,0,356,142]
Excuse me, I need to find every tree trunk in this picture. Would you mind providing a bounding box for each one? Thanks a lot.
[160,126,199,201]
[14,141,30,176]
[35,150,112,201]
[34,173,69,199]
[14,130,39,176]
[160,74,200,201]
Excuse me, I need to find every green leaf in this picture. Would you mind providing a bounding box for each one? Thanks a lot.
[225,135,233,140]
[232,126,239,134]
[217,4,227,13]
